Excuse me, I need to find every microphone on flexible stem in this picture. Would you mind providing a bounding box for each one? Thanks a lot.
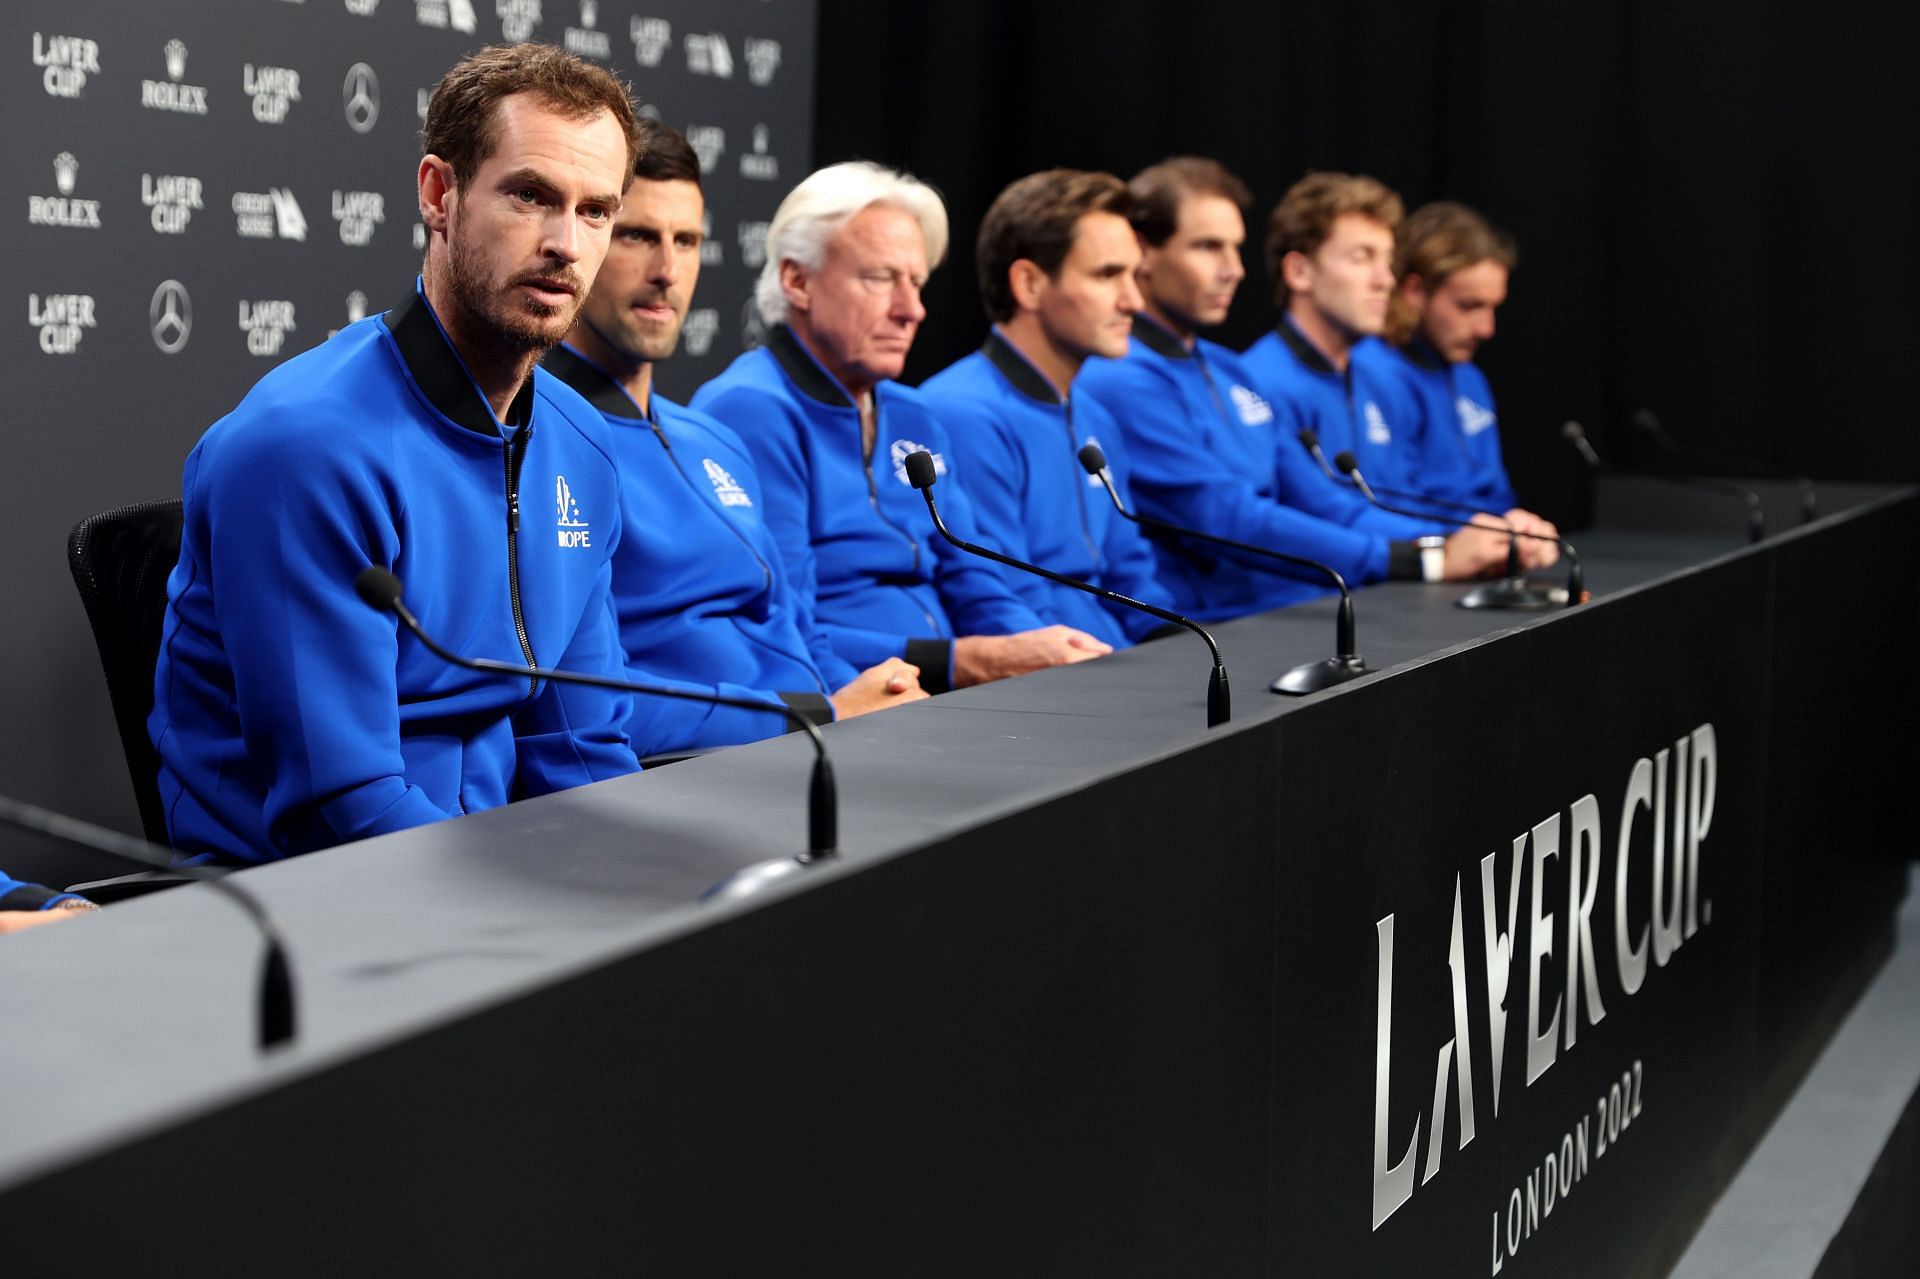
[1296,428,1557,611]
[0,795,296,1052]
[1335,451,1586,607]
[351,567,838,905]
[900,450,1230,726]
[1561,420,1603,468]
[1628,408,1814,525]
[1075,443,1368,696]
[1563,420,1764,544]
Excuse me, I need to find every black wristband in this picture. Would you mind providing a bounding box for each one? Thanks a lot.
[904,638,954,694]
[1386,540,1423,581]
[776,691,834,729]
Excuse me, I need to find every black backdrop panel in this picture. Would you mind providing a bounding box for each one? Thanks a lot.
[1,0,815,877]
[811,0,1920,528]
[1269,562,1771,1277]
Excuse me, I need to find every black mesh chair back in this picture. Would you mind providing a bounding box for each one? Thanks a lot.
[67,500,184,847]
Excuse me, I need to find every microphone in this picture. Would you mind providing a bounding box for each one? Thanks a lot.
[1628,409,1813,525]
[0,794,296,1052]
[1297,428,1559,611]
[899,450,1230,727]
[1334,451,1586,607]
[1076,443,1369,696]
[1563,420,1764,544]
[1561,420,1603,468]
[352,567,838,905]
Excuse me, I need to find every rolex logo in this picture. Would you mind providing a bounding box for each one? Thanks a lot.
[54,152,77,196]
[346,290,368,323]
[580,0,597,27]
[164,39,187,81]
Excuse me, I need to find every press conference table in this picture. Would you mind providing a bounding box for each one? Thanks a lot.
[2,477,1912,1277]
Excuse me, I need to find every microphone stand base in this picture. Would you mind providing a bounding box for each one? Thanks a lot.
[1456,577,1560,611]
[1270,654,1371,696]
[700,853,827,906]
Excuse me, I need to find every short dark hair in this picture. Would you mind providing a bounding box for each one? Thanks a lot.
[422,44,641,188]
[1265,171,1404,306]
[633,116,702,187]
[976,169,1132,323]
[1128,157,1252,248]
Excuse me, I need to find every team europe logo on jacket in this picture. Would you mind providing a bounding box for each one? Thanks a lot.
[555,475,591,548]
[1364,401,1393,446]
[1457,395,1497,437]
[890,438,947,485]
[1229,383,1274,426]
[703,458,753,507]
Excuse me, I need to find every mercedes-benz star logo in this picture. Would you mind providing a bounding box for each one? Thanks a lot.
[150,279,192,355]
[343,63,380,134]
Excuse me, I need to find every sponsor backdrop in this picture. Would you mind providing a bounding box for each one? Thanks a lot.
[2,0,815,877]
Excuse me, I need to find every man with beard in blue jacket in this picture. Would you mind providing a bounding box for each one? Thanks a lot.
[550,122,926,756]
[1078,159,1510,622]
[1381,200,1557,548]
[920,169,1174,647]
[693,162,1112,692]
[149,47,643,864]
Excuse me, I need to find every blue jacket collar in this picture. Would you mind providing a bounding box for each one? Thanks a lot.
[767,323,864,408]
[1275,313,1339,376]
[544,343,651,420]
[1400,336,1450,372]
[384,282,533,437]
[1132,311,1192,362]
[981,327,1067,405]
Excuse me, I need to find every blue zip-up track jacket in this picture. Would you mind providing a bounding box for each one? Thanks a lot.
[1078,318,1421,621]
[920,331,1174,647]
[1239,320,1445,536]
[692,326,1045,691]
[1382,340,1519,513]
[150,285,639,864]
[0,871,81,911]
[545,344,847,755]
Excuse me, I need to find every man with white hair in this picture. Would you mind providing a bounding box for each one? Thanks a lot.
[692,162,1111,692]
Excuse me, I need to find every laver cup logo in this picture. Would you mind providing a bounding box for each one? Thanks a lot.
[1369,725,1718,1234]
[29,291,96,354]
[744,37,781,86]
[686,125,725,174]
[244,63,301,123]
[143,172,203,235]
[497,0,542,42]
[630,16,670,66]
[33,32,100,98]
[332,189,385,245]
[736,220,769,268]
[239,299,297,357]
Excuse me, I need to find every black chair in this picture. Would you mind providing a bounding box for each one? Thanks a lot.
[66,500,190,898]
